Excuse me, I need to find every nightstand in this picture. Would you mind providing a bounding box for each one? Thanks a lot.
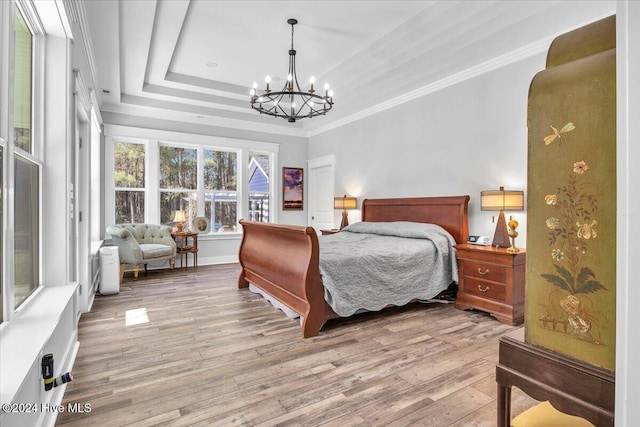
[320,229,339,235]
[454,244,526,326]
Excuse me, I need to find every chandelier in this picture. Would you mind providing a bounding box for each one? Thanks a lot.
[250,19,334,123]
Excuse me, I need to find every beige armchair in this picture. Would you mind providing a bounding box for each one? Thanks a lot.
[106,224,176,282]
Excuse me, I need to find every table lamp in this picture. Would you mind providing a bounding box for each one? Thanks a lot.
[481,186,524,248]
[334,195,357,230]
[173,210,186,232]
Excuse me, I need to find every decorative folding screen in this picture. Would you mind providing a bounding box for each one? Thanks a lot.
[525,15,616,371]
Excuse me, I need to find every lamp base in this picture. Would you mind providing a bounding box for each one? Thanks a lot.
[492,211,511,248]
[340,210,349,230]
[176,222,184,233]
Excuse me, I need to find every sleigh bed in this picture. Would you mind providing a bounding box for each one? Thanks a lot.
[237,195,470,338]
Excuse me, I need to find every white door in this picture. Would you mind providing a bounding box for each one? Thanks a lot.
[308,155,335,233]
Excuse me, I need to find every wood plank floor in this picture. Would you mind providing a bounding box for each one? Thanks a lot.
[57,264,537,426]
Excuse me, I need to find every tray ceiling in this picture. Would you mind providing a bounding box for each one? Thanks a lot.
[83,0,615,137]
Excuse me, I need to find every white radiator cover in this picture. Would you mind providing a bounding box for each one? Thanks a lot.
[99,246,120,295]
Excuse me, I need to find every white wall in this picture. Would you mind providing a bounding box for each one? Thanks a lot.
[309,52,543,241]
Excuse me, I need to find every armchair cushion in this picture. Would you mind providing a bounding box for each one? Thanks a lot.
[140,243,174,260]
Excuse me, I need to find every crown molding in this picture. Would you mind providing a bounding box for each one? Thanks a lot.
[306,36,553,138]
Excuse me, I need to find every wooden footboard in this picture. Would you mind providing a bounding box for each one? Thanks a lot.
[237,220,332,338]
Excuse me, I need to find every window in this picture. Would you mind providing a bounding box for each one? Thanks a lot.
[248,152,270,222]
[203,149,237,232]
[159,145,197,225]
[108,134,276,233]
[114,141,145,223]
[14,154,39,308]
[10,4,40,311]
[13,4,32,154]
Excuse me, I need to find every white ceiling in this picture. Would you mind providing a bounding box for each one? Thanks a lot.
[82,0,615,138]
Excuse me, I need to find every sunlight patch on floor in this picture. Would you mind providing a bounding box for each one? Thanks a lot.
[125,308,149,326]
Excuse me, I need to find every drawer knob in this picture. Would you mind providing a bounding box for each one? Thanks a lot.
[477,268,490,275]
[477,284,490,293]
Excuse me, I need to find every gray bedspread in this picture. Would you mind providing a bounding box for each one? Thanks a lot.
[318,221,458,317]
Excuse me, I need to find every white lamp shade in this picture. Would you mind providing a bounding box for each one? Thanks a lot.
[481,187,524,211]
[334,196,357,210]
[173,210,186,223]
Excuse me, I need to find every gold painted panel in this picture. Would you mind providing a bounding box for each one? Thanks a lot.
[526,39,616,371]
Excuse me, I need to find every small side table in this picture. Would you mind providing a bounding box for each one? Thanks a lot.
[171,231,198,269]
[320,229,339,235]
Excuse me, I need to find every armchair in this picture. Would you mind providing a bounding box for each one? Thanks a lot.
[106,224,176,283]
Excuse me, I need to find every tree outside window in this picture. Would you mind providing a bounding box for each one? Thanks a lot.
[160,146,197,226]
[110,140,271,233]
[114,141,145,223]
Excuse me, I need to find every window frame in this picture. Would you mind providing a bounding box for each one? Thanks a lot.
[198,145,239,233]
[1,0,45,324]
[104,129,278,238]
[113,138,147,224]
[157,141,242,233]
[158,142,199,226]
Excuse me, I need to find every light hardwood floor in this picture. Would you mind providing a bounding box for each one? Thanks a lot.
[57,263,537,426]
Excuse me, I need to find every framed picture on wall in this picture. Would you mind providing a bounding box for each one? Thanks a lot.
[283,167,303,210]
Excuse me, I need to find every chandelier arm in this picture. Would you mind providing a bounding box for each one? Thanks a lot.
[297,94,316,117]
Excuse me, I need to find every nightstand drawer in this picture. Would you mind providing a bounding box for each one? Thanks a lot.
[462,260,507,283]
[463,278,506,302]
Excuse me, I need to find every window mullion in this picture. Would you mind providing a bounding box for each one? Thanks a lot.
[198,145,204,217]
[147,139,159,224]
[238,148,248,225]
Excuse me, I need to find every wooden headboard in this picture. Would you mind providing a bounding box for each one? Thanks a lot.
[361,195,470,244]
